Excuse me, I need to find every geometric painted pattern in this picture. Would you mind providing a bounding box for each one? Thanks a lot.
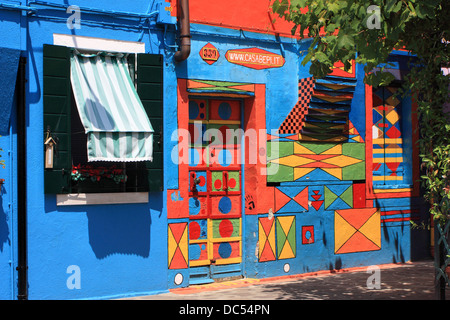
[267,141,365,183]
[300,73,356,142]
[258,217,276,262]
[187,79,255,96]
[168,223,189,269]
[372,86,405,184]
[334,208,381,254]
[278,77,315,134]
[309,186,324,211]
[276,216,296,260]
[324,184,353,210]
[275,186,309,213]
[345,121,364,143]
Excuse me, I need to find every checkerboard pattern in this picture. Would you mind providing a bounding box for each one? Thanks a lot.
[278,77,315,134]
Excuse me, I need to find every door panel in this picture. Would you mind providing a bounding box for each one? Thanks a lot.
[188,98,243,283]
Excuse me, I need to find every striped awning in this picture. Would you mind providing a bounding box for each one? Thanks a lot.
[70,52,153,162]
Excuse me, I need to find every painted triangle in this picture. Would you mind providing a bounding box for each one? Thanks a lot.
[300,161,339,168]
[169,247,188,269]
[336,231,380,254]
[266,133,279,141]
[336,208,377,230]
[229,84,255,92]
[259,218,274,237]
[324,186,338,209]
[187,80,215,89]
[311,200,323,210]
[285,134,300,141]
[279,216,295,237]
[359,211,381,247]
[278,241,295,259]
[169,223,187,244]
[293,187,309,210]
[260,240,276,261]
[275,188,292,212]
[340,185,353,207]
[299,154,337,161]
[386,162,401,172]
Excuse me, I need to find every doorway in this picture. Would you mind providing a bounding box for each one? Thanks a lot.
[187,97,244,284]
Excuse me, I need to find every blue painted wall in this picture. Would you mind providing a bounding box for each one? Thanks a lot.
[0,0,429,299]
[0,3,23,300]
[0,0,174,300]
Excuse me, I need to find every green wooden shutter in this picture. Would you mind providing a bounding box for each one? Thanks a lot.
[137,53,164,192]
[43,44,72,194]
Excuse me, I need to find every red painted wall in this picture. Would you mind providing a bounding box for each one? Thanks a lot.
[168,0,296,37]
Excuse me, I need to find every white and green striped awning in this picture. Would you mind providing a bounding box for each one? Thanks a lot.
[70,52,153,162]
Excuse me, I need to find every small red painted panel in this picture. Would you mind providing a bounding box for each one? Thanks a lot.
[200,43,220,65]
[225,47,285,70]
[212,241,240,261]
[189,219,208,241]
[189,242,209,265]
[189,196,208,219]
[209,100,240,121]
[210,195,241,218]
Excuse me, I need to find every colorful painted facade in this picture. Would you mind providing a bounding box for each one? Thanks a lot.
[0,0,429,299]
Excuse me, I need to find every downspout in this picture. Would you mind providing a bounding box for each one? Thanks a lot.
[16,56,28,301]
[174,0,190,62]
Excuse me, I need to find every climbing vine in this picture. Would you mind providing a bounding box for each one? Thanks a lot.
[271,0,450,222]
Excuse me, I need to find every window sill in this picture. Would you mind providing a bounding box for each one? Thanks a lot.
[56,192,148,206]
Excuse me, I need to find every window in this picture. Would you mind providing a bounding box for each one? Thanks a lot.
[43,44,163,194]
[371,84,413,188]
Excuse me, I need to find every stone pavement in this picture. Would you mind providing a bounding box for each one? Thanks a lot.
[124,259,444,300]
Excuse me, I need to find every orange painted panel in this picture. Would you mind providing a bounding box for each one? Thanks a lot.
[168,0,297,37]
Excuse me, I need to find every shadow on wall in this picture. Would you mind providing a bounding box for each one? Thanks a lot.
[45,192,163,260]
[0,186,10,252]
[86,192,163,259]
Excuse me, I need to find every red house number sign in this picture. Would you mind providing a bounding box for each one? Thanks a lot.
[200,43,220,65]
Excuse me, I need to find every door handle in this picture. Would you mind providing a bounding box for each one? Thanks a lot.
[190,172,197,192]
[223,171,228,191]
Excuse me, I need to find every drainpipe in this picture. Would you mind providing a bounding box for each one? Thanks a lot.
[16,56,28,301]
[174,0,190,62]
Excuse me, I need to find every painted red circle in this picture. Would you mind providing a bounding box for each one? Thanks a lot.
[214,179,222,190]
[228,178,236,189]
[198,175,206,187]
[189,221,201,240]
[219,219,234,238]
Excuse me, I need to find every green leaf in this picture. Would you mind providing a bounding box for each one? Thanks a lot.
[393,1,403,13]
[337,34,355,49]
[314,51,330,63]
[386,0,398,14]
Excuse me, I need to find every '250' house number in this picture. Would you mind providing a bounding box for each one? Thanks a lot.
[200,43,220,65]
